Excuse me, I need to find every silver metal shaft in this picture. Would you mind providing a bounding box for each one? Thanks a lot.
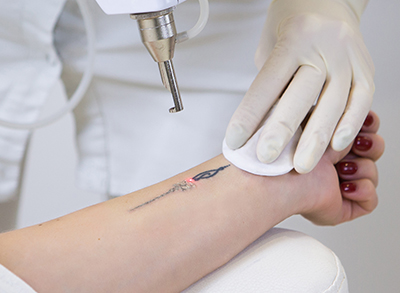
[158,60,183,113]
[131,9,184,113]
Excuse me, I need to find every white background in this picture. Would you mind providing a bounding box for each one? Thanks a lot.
[3,1,400,292]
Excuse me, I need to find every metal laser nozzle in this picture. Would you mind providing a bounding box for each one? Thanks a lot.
[131,8,183,113]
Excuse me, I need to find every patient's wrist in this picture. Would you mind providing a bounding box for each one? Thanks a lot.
[219,155,305,225]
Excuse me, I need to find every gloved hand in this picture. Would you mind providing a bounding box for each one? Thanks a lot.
[225,0,374,174]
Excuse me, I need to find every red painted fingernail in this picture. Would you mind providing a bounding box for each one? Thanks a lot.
[355,136,373,151]
[341,182,357,193]
[363,114,374,127]
[339,162,358,175]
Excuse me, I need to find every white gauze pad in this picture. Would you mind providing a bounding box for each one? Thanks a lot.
[223,114,302,176]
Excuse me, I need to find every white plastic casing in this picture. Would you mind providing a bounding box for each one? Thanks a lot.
[95,0,187,15]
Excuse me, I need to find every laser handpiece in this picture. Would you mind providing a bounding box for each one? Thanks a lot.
[0,0,209,129]
[131,9,182,113]
[95,0,210,113]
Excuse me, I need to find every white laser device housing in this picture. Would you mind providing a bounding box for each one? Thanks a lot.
[95,0,187,15]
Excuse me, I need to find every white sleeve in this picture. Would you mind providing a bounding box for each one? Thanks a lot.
[0,264,37,293]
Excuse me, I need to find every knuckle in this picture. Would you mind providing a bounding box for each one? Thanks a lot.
[263,120,294,144]
[254,49,265,70]
[280,13,320,35]
[353,80,375,100]
[365,181,379,211]
[367,58,376,76]
[309,65,326,79]
[334,20,355,39]
[311,129,331,146]
[230,105,263,131]
[280,13,356,43]
[275,119,297,137]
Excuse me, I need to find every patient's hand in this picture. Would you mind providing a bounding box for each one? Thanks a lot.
[294,111,384,225]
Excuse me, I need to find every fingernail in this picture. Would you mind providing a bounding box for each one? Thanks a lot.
[363,114,374,127]
[332,127,355,151]
[339,161,358,175]
[258,142,280,163]
[341,182,357,193]
[294,137,319,174]
[226,123,246,149]
[354,136,373,151]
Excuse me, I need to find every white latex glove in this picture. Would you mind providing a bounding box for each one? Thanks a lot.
[225,0,374,174]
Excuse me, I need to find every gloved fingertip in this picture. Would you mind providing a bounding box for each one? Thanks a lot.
[225,123,248,149]
[293,138,321,174]
[332,127,355,151]
[293,156,315,174]
[257,141,281,163]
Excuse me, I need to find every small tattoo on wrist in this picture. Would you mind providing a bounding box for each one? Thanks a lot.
[192,165,230,181]
[129,164,230,212]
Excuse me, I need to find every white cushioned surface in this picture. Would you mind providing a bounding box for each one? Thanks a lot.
[0,264,36,293]
[0,228,348,292]
[184,228,348,293]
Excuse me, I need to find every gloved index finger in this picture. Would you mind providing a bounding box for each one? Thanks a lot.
[225,46,299,150]
[294,69,352,174]
[256,64,326,163]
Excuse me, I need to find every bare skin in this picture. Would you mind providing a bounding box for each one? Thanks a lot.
[0,111,383,293]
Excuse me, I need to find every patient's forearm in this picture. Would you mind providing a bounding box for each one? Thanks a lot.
[0,155,301,293]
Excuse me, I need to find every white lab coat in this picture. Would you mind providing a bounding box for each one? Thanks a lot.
[0,0,269,200]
